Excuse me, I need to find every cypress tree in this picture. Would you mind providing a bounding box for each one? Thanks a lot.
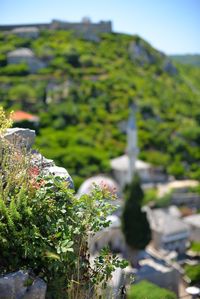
[122,175,151,249]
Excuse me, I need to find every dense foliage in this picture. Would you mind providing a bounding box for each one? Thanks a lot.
[0,106,13,134]
[190,241,200,253]
[122,175,151,250]
[128,280,177,299]
[0,119,128,298]
[185,264,200,284]
[0,30,200,188]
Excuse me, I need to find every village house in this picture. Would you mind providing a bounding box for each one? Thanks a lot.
[111,155,166,188]
[11,111,39,129]
[183,214,200,242]
[11,27,39,39]
[145,206,190,253]
[11,111,39,123]
[7,48,45,73]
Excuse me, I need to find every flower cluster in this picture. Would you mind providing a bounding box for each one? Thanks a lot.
[28,165,44,190]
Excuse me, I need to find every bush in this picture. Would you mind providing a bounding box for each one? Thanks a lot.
[143,188,157,205]
[0,128,127,298]
[185,264,200,284]
[8,84,36,110]
[0,106,13,134]
[0,63,29,76]
[128,281,177,299]
[190,242,200,253]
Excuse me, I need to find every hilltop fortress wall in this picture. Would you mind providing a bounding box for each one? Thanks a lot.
[0,19,112,35]
[51,19,112,33]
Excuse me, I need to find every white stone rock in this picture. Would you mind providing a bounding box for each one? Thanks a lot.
[4,128,35,150]
[0,270,47,299]
[45,165,74,188]
[0,270,29,299]
[23,278,47,299]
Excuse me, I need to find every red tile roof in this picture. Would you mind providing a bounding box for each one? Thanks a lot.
[12,111,39,122]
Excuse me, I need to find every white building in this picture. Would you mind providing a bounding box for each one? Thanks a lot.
[184,214,200,242]
[145,207,190,253]
[111,155,154,188]
[11,27,39,39]
[7,48,45,73]
[110,111,166,189]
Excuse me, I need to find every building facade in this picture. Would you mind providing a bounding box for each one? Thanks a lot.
[7,48,45,73]
[145,207,190,253]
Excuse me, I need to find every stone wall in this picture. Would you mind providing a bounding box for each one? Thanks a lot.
[0,20,112,38]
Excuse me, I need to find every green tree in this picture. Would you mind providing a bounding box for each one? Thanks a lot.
[122,175,151,249]
[8,84,36,110]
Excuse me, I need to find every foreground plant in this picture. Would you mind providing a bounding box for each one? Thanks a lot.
[0,106,13,135]
[0,174,127,298]
[0,123,128,298]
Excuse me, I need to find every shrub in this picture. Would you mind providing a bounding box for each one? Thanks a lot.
[0,126,127,298]
[0,106,13,135]
[128,280,177,299]
[0,63,29,76]
[185,264,200,284]
[143,187,157,205]
[190,242,200,253]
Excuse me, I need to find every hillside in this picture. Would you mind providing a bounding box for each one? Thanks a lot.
[170,54,200,66]
[0,30,200,188]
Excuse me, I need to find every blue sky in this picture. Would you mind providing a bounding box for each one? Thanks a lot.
[0,0,199,55]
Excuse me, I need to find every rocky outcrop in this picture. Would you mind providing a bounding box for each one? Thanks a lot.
[3,127,74,188]
[129,41,156,65]
[4,128,36,150]
[129,40,177,75]
[0,270,46,299]
[31,152,74,189]
[162,59,178,75]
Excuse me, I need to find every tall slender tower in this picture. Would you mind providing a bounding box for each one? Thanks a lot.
[126,108,139,183]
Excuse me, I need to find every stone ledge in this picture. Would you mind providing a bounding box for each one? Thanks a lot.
[3,127,74,189]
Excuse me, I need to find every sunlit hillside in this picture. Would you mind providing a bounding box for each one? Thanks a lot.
[0,30,200,188]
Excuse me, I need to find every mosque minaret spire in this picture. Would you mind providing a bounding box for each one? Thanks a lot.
[126,105,139,183]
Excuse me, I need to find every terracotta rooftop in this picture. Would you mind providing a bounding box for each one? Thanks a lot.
[11,111,39,122]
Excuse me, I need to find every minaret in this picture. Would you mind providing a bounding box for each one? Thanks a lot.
[126,107,139,183]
